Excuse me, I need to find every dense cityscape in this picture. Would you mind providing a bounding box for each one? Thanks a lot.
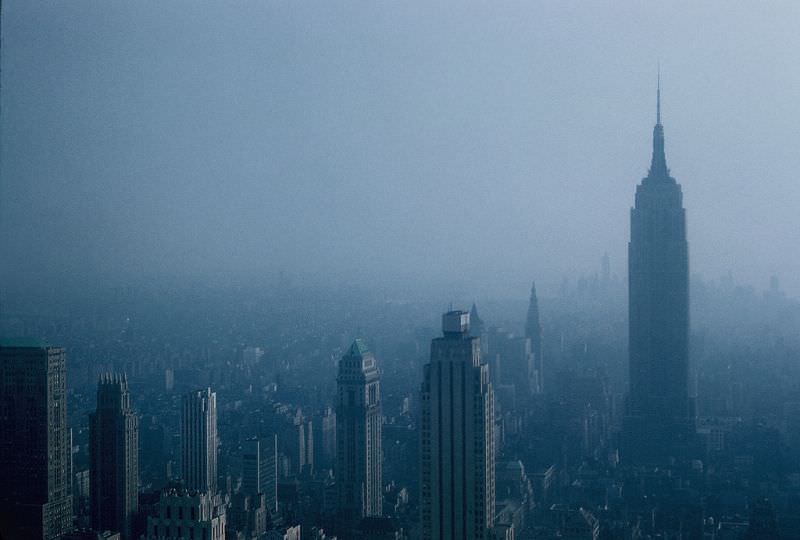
[4,93,800,539]
[3,2,800,540]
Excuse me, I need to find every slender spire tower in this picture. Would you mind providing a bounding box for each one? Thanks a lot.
[649,69,669,178]
[525,281,543,393]
[623,78,693,463]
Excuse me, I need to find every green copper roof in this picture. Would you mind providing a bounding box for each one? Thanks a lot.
[0,337,49,348]
[348,339,369,357]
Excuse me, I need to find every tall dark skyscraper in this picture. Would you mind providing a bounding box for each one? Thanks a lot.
[336,339,382,520]
[624,80,693,463]
[525,281,544,393]
[90,373,139,540]
[0,342,73,540]
[420,311,495,540]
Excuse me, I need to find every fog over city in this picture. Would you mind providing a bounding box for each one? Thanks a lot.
[3,1,799,300]
[3,3,800,540]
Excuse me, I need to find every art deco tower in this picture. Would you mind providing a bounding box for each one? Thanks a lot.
[181,388,218,493]
[336,339,382,520]
[90,373,139,539]
[624,79,693,462]
[420,311,495,540]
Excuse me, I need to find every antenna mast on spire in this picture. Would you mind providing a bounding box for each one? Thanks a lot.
[657,63,661,125]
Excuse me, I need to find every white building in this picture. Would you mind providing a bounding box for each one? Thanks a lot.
[181,389,218,494]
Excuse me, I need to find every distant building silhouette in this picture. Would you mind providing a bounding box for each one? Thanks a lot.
[469,302,489,356]
[525,282,544,393]
[336,339,383,520]
[242,436,278,515]
[420,311,495,539]
[90,373,139,539]
[181,388,218,494]
[623,78,694,463]
[0,342,73,540]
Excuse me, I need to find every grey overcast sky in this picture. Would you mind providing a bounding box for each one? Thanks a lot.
[2,1,799,298]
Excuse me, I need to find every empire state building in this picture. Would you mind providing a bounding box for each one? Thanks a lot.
[623,80,694,463]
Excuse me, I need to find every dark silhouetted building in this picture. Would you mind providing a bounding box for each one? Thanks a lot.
[623,80,693,463]
[420,311,495,540]
[336,339,382,520]
[0,342,73,540]
[90,373,139,539]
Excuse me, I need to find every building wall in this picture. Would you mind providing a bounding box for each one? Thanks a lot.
[420,313,495,540]
[0,344,73,540]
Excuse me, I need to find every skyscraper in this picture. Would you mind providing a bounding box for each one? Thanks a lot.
[0,342,73,540]
[420,311,495,540]
[181,388,218,494]
[623,79,693,463]
[90,373,139,540]
[242,435,278,514]
[336,339,382,520]
[525,282,544,393]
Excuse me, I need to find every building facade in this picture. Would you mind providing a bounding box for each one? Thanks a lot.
[336,339,383,520]
[0,342,73,540]
[90,373,139,539]
[144,489,226,540]
[623,82,694,463]
[420,311,495,540]
[242,435,278,514]
[181,388,218,494]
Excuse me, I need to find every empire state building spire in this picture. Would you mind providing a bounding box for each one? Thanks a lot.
[649,71,669,179]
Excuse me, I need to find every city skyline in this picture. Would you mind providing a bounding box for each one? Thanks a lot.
[3,3,800,539]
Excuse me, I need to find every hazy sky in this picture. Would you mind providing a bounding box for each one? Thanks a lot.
[2,1,799,298]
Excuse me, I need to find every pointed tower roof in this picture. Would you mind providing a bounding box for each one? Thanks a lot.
[347,339,369,357]
[648,69,670,179]
[525,281,541,339]
[469,303,485,338]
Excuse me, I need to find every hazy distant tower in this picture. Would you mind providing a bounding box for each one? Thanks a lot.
[525,282,544,393]
[90,373,139,539]
[623,77,693,462]
[181,388,218,493]
[420,311,495,540]
[0,343,73,540]
[336,339,383,520]
[469,302,489,355]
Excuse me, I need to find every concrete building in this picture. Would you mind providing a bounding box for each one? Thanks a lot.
[181,388,218,494]
[143,488,226,540]
[242,435,278,514]
[420,311,495,540]
[336,339,383,520]
[90,373,139,539]
[0,342,73,540]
